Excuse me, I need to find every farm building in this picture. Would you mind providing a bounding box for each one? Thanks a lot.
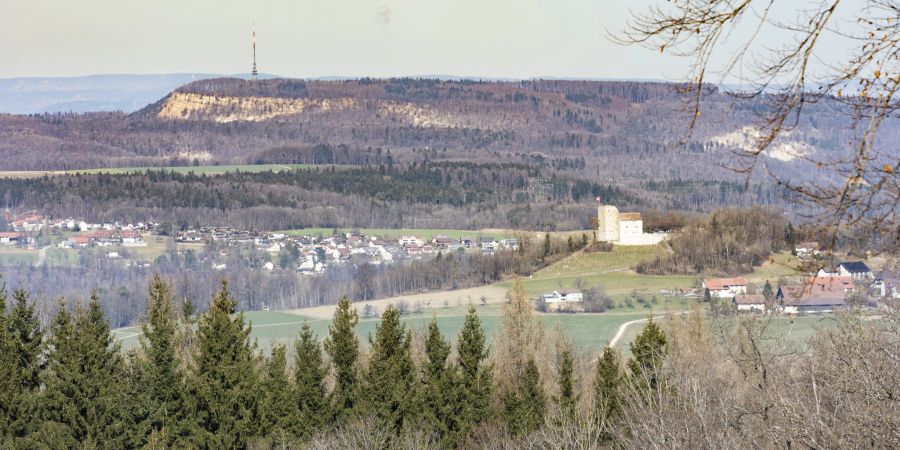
[541,290,584,304]
[703,277,749,298]
[0,232,24,245]
[733,294,766,313]
[776,278,849,314]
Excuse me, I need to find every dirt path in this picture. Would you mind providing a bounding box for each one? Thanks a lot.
[608,311,687,348]
[285,285,509,319]
[33,246,50,268]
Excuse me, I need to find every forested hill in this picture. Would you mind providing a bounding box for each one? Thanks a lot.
[0,77,877,211]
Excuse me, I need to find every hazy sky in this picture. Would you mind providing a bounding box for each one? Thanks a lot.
[0,0,855,80]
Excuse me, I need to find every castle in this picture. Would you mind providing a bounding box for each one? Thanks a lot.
[597,204,664,246]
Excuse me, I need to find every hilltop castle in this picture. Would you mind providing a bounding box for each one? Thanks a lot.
[597,204,664,246]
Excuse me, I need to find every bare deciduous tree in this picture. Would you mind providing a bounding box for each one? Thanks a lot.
[620,1,899,253]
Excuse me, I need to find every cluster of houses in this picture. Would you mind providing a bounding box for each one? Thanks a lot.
[704,260,898,314]
[170,228,521,275]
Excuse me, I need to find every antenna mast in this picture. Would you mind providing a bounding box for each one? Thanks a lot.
[251,24,258,80]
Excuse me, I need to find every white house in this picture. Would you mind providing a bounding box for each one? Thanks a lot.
[703,277,749,298]
[733,294,766,313]
[837,261,873,280]
[399,235,423,247]
[541,290,584,304]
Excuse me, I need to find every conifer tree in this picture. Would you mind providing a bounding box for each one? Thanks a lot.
[0,285,13,440]
[189,280,259,447]
[324,296,360,422]
[450,305,493,445]
[762,280,774,302]
[420,317,451,440]
[36,295,130,448]
[594,346,622,431]
[137,275,185,446]
[295,322,327,439]
[3,288,45,440]
[628,318,668,391]
[503,358,546,436]
[258,345,299,445]
[556,346,577,422]
[363,305,416,434]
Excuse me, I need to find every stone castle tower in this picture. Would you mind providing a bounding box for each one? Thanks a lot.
[597,204,620,242]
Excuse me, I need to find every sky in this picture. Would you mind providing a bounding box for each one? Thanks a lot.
[0,0,857,81]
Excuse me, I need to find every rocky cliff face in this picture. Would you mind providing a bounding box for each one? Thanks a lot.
[157,92,358,123]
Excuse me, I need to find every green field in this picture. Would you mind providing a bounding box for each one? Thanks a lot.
[0,164,315,179]
[113,306,651,354]
[0,247,36,266]
[280,227,518,240]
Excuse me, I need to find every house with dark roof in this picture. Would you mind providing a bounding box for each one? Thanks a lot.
[733,294,766,313]
[838,261,873,280]
[776,278,848,314]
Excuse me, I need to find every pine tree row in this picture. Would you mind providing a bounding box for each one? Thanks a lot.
[0,276,668,449]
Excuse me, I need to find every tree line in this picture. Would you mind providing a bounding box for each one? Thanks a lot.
[2,275,895,448]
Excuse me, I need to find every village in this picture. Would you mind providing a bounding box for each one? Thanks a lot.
[0,210,521,273]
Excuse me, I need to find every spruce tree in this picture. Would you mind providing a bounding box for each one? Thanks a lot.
[762,280,774,302]
[420,317,451,440]
[36,294,130,448]
[189,280,259,447]
[594,346,622,431]
[295,322,327,439]
[137,275,185,446]
[258,345,299,445]
[324,296,360,422]
[3,288,45,440]
[556,347,577,422]
[0,285,13,440]
[503,358,546,436]
[363,305,416,434]
[450,305,492,445]
[628,318,668,391]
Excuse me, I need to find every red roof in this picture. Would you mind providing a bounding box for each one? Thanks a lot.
[704,277,749,290]
[0,232,23,238]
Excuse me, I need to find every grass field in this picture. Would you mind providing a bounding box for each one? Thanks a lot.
[0,247,36,266]
[0,164,314,179]
[113,306,652,354]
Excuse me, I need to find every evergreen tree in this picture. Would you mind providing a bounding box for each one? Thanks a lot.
[556,347,577,422]
[258,345,299,445]
[363,305,416,434]
[35,295,130,448]
[3,288,45,441]
[762,280,774,302]
[594,346,622,431]
[295,322,327,439]
[628,318,668,391]
[420,318,451,441]
[137,275,185,446]
[324,296,360,422]
[448,305,493,445]
[703,287,713,303]
[503,358,546,436]
[189,280,259,447]
[0,284,13,440]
